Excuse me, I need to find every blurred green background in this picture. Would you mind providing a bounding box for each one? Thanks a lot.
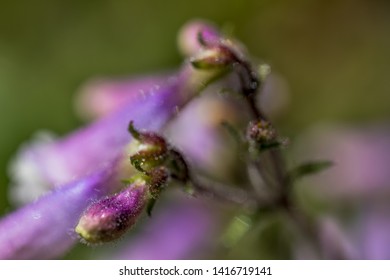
[1,0,390,222]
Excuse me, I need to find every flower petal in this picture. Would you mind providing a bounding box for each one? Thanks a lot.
[75,74,169,120]
[0,168,113,259]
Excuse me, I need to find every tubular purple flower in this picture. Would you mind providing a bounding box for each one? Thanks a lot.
[0,168,114,259]
[76,183,148,244]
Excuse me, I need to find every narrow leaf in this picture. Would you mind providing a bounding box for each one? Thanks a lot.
[289,160,333,181]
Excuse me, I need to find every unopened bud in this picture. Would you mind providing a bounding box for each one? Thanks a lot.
[75,183,147,244]
[191,46,234,70]
[128,121,168,172]
[178,20,220,56]
[247,120,277,147]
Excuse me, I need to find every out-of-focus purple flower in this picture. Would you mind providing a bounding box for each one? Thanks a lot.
[293,123,390,259]
[166,93,246,180]
[0,168,113,259]
[293,124,390,199]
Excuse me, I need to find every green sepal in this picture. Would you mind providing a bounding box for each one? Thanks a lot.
[128,120,141,140]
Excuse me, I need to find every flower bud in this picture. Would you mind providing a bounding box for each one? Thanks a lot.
[75,183,147,244]
[178,20,220,56]
[190,46,234,70]
[128,121,168,172]
[247,120,278,149]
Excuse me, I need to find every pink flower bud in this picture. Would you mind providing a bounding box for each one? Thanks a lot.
[75,183,147,244]
[247,120,277,145]
[178,20,220,57]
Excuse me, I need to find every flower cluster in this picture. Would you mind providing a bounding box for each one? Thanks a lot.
[1,19,372,260]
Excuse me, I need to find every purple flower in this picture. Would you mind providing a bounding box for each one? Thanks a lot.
[294,124,390,199]
[293,123,390,259]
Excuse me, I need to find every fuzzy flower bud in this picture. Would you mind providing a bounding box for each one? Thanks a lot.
[247,120,276,141]
[247,120,278,150]
[128,121,168,172]
[75,183,147,244]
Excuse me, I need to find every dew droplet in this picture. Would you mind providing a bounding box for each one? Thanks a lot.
[32,212,41,220]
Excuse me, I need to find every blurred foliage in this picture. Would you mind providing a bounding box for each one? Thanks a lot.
[1,0,390,258]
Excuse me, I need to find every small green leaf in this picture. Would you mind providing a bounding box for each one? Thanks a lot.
[289,160,333,181]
